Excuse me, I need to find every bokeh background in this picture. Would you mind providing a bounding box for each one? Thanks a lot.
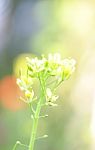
[0,0,95,150]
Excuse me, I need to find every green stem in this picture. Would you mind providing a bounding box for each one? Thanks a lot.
[12,141,29,150]
[29,77,45,150]
[12,143,18,150]
[28,100,42,150]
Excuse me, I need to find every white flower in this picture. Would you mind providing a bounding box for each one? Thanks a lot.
[46,88,52,98]
[48,53,61,64]
[16,78,22,86]
[46,88,58,106]
[25,90,34,99]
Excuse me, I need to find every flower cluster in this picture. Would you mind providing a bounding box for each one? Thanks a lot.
[27,53,76,79]
[17,53,76,105]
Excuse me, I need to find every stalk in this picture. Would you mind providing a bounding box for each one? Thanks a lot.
[29,77,45,150]
[29,99,42,150]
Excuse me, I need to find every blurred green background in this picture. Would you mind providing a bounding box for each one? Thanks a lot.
[0,0,95,150]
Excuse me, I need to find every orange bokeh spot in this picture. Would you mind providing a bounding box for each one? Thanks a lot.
[0,76,25,111]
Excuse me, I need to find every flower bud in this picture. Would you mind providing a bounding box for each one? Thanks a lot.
[25,90,34,99]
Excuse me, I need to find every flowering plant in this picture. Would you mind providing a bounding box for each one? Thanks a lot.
[13,53,76,150]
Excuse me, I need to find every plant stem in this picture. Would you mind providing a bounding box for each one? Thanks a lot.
[29,77,45,150]
[12,143,18,150]
[29,99,42,150]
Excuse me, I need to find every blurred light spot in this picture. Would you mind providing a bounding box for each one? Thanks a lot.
[13,53,34,77]
[61,1,94,36]
[0,76,24,111]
